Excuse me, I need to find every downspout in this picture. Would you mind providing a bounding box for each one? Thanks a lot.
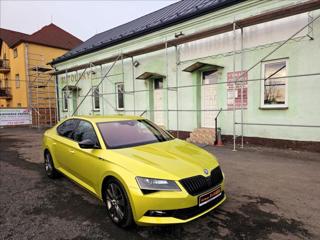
[54,67,60,122]
[24,43,32,125]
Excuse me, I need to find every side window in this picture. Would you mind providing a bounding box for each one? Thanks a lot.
[57,119,79,139]
[74,120,99,145]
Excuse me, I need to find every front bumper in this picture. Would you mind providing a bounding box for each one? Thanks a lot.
[130,182,226,225]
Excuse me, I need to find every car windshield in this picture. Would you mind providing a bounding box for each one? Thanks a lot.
[97,120,174,149]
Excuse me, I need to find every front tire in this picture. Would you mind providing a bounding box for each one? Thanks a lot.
[44,151,59,179]
[103,178,134,228]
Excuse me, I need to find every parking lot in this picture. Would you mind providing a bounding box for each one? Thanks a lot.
[0,127,319,240]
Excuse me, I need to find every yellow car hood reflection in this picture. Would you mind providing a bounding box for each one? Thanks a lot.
[113,139,219,179]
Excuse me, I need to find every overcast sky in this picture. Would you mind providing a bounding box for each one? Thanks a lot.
[0,0,178,41]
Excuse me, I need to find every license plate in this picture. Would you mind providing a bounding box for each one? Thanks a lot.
[198,187,222,207]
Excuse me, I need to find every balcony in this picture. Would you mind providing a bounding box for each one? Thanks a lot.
[0,87,12,99]
[0,59,10,73]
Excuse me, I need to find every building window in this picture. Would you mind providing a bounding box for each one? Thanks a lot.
[62,90,68,111]
[154,78,163,89]
[15,74,20,88]
[116,83,124,110]
[17,103,21,107]
[92,86,100,111]
[13,48,18,58]
[261,59,288,108]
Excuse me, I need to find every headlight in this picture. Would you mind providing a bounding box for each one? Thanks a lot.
[136,177,181,191]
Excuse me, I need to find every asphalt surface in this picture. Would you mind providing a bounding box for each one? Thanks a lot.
[0,127,319,240]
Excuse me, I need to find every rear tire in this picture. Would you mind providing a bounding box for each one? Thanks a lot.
[44,151,59,179]
[103,178,134,228]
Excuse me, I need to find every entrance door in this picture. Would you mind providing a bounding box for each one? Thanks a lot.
[153,78,164,126]
[201,70,218,128]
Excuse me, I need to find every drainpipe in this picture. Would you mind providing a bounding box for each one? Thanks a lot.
[54,67,60,122]
[24,43,32,126]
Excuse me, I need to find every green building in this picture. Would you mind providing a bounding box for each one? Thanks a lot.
[51,0,320,149]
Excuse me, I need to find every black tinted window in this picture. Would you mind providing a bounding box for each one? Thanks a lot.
[74,120,99,145]
[98,120,173,149]
[57,119,79,139]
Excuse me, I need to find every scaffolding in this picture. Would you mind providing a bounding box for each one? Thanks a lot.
[53,0,320,150]
[27,52,57,128]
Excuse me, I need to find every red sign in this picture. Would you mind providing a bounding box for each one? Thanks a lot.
[227,71,248,109]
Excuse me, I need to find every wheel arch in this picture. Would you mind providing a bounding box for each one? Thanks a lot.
[100,172,137,216]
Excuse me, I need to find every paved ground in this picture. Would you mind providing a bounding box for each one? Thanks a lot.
[0,127,319,240]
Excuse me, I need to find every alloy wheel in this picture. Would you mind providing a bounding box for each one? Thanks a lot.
[106,183,126,223]
[44,153,53,175]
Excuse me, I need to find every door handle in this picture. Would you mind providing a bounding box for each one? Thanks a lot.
[69,150,75,154]
[53,142,57,145]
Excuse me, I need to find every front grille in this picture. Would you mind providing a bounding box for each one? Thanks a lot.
[170,191,225,220]
[179,166,223,196]
[144,191,225,220]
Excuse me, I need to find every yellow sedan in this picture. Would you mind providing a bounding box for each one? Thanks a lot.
[42,115,226,227]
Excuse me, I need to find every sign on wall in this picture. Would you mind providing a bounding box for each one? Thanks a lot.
[0,108,32,126]
[227,71,248,109]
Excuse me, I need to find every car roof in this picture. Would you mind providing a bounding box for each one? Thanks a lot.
[65,115,144,123]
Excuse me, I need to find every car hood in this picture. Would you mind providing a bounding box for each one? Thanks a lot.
[112,139,220,180]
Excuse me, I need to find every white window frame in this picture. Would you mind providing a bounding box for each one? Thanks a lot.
[13,48,18,58]
[92,86,100,111]
[115,82,124,110]
[15,74,20,88]
[260,59,288,109]
[62,90,69,112]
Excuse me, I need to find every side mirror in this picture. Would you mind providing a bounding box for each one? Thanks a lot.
[78,139,99,149]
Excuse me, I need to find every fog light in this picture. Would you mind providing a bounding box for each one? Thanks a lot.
[146,210,169,217]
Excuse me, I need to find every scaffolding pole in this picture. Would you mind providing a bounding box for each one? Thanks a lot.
[240,27,244,149]
[131,57,136,115]
[72,54,122,116]
[175,45,180,138]
[232,21,237,151]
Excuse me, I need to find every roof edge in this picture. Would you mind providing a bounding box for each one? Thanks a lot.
[51,0,243,65]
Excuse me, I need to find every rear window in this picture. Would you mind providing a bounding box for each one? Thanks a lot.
[97,120,174,149]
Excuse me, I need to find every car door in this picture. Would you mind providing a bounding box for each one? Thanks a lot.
[53,119,79,172]
[69,120,104,192]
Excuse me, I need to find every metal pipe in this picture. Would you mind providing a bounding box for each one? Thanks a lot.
[131,57,136,115]
[165,39,169,129]
[175,45,179,138]
[235,122,320,128]
[54,68,60,122]
[240,27,244,148]
[232,21,236,151]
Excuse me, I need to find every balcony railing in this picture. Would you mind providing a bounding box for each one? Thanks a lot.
[0,87,12,99]
[0,59,10,73]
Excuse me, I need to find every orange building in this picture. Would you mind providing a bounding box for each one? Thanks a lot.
[0,24,82,126]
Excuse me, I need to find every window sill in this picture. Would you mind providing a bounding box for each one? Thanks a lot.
[93,109,100,112]
[62,109,68,112]
[259,106,288,110]
[116,109,124,111]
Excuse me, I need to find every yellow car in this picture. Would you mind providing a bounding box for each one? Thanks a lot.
[43,115,226,227]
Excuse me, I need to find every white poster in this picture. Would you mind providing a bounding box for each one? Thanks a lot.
[0,108,32,126]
